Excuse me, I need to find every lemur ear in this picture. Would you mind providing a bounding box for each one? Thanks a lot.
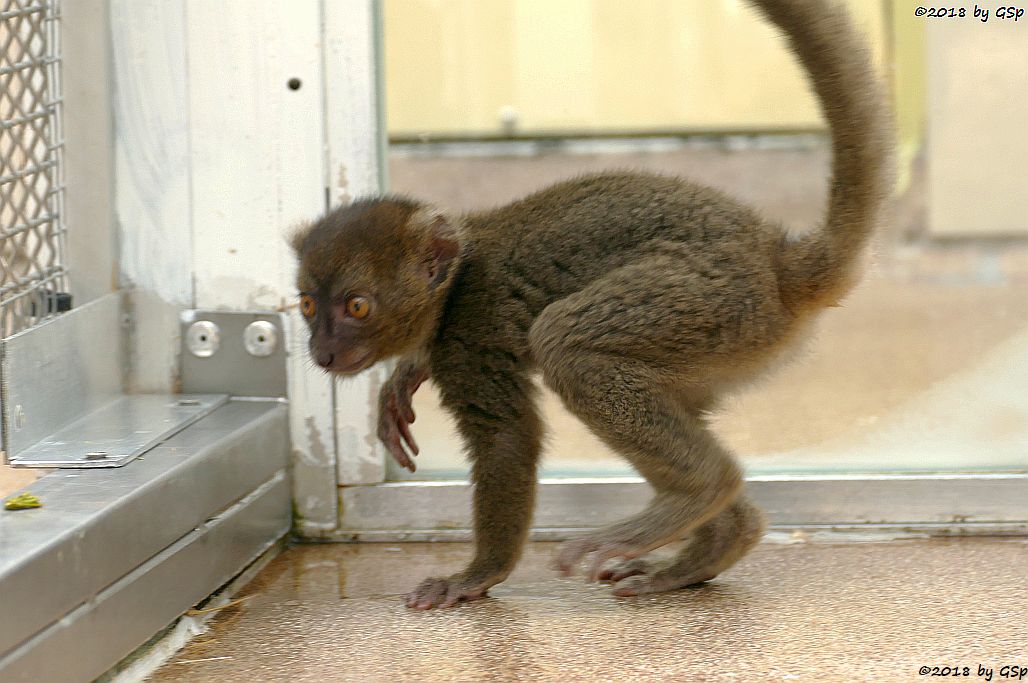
[288,221,312,254]
[417,210,460,287]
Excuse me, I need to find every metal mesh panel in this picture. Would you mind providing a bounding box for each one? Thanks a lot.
[0,0,65,338]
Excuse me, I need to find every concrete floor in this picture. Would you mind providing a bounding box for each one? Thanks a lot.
[151,538,1028,682]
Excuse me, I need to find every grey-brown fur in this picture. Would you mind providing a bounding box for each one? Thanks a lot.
[292,0,891,609]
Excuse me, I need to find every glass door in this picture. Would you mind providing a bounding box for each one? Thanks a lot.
[323,0,1028,538]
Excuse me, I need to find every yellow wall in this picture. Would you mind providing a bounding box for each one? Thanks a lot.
[382,0,890,139]
[890,0,927,193]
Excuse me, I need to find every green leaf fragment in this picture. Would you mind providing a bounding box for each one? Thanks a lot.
[4,492,42,510]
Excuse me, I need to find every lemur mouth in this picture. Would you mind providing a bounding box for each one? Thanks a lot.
[330,350,374,375]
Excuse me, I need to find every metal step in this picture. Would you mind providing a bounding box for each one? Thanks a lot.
[0,398,290,683]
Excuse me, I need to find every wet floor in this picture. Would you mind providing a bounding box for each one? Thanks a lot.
[150,538,1028,682]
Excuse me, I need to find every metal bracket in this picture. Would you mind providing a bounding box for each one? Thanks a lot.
[8,394,228,468]
[1,296,288,467]
[179,310,288,398]
[1,293,124,464]
[0,293,231,468]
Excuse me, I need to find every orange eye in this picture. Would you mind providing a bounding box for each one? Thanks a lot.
[300,294,316,318]
[346,296,370,319]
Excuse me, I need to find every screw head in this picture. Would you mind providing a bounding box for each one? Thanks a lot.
[186,321,221,358]
[244,320,278,357]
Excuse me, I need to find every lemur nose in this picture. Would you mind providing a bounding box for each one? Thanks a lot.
[316,351,335,368]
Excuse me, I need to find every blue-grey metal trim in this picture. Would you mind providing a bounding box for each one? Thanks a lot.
[333,474,1028,538]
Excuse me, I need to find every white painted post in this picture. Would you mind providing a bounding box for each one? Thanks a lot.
[324,0,389,486]
[184,0,338,533]
[63,0,115,308]
[112,0,385,534]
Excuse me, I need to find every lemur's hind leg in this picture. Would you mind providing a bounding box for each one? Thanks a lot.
[529,254,778,586]
[599,496,766,596]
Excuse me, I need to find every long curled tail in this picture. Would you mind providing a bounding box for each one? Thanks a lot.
[749,0,893,311]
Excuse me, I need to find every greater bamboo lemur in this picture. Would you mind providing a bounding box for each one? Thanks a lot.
[293,0,892,609]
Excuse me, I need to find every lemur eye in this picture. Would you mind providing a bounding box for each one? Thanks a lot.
[347,296,370,319]
[300,294,316,318]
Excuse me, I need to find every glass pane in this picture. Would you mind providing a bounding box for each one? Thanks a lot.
[381,0,1028,479]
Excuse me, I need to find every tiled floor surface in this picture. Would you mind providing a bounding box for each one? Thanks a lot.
[151,538,1028,682]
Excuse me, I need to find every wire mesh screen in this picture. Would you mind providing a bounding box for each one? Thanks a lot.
[0,0,66,338]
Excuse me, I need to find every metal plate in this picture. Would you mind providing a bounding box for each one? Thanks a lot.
[179,310,287,397]
[1,292,123,460]
[6,393,228,468]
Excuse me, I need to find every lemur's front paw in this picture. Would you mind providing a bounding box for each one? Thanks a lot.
[377,365,428,472]
[377,385,419,472]
[404,574,495,610]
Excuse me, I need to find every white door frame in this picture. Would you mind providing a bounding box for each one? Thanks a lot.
[111,0,388,536]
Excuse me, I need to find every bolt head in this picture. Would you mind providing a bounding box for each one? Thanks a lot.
[244,320,278,357]
[186,321,221,358]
